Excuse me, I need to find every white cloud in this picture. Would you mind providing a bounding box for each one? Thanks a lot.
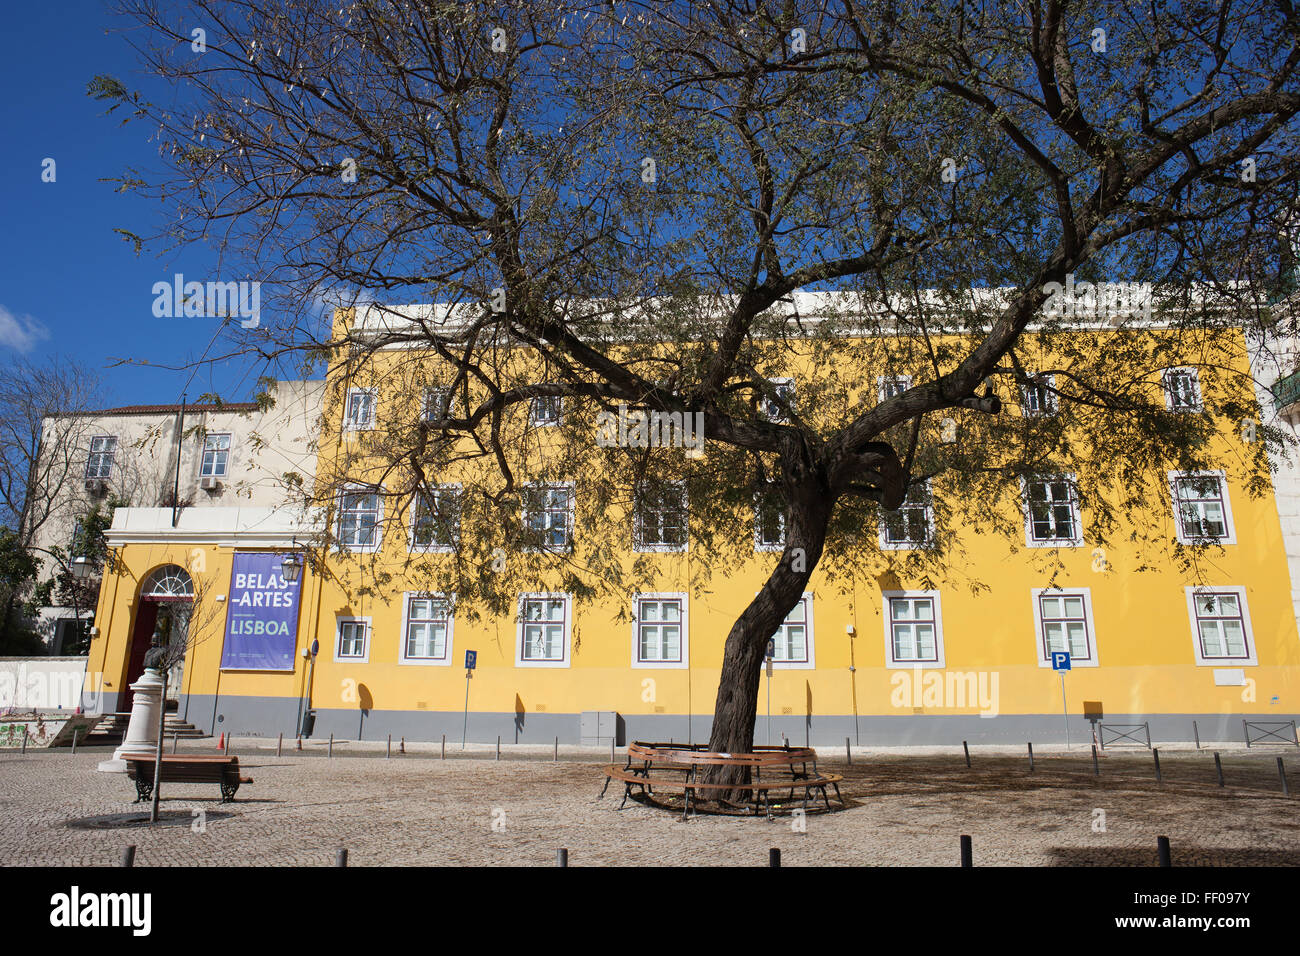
[0,305,49,353]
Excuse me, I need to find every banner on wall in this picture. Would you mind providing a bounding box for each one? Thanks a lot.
[219,551,304,671]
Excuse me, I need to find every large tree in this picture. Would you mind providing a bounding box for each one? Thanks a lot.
[102,0,1300,787]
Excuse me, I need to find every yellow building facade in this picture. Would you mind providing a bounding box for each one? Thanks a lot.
[84,310,1300,747]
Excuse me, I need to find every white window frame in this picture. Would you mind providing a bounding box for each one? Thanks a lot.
[529,393,563,427]
[760,378,796,423]
[1163,367,1203,412]
[634,481,689,553]
[423,386,454,422]
[879,479,934,550]
[877,375,912,402]
[337,484,384,553]
[85,435,117,479]
[882,590,945,669]
[334,616,371,663]
[1185,586,1257,666]
[1020,375,1059,417]
[767,592,816,669]
[199,432,232,478]
[398,592,455,666]
[515,592,572,668]
[630,592,689,669]
[343,387,378,431]
[1031,588,1099,668]
[1168,470,1237,546]
[409,483,461,553]
[521,481,575,552]
[753,485,786,552]
[1021,474,1084,548]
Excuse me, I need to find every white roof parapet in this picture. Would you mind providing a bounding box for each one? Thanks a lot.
[106,506,324,548]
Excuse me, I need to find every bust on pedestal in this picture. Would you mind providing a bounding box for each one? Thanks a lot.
[97,656,166,773]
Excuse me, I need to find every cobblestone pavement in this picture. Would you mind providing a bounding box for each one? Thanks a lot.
[1,741,1298,866]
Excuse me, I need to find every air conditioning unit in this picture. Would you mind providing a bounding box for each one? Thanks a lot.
[200,475,221,492]
[84,478,107,496]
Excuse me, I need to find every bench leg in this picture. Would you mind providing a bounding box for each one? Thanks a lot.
[220,779,239,803]
[598,775,612,799]
[133,777,152,804]
[820,785,831,811]
[833,782,844,807]
[619,782,631,810]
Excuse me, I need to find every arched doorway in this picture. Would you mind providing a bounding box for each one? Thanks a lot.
[121,565,194,711]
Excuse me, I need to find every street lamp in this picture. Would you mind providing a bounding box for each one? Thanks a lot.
[281,551,303,583]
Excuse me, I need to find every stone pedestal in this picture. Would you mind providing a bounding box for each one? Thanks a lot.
[97,668,165,773]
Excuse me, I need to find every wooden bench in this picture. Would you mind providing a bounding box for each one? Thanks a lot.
[122,753,252,803]
[600,742,844,819]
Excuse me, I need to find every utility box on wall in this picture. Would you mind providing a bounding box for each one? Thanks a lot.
[580,710,620,746]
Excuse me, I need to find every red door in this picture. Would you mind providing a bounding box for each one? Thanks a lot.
[121,603,159,712]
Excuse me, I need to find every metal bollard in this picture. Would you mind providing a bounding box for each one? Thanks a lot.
[846,737,852,765]
[387,734,392,759]
[1243,719,1251,748]
[70,730,77,756]
[1153,748,1162,783]
[769,848,781,868]
[400,737,405,754]
[962,740,970,768]
[335,848,348,867]
[1092,745,1100,776]
[496,735,501,760]
[224,733,231,755]
[119,845,136,868]
[1157,835,1171,867]
[172,733,179,754]
[21,727,27,755]
[554,736,559,762]
[1193,720,1201,750]
[1278,757,1289,796]
[1214,751,1224,787]
[277,733,283,757]
[557,848,568,867]
[960,835,972,868]
[328,734,334,758]
[1027,742,1034,772]
[441,734,446,759]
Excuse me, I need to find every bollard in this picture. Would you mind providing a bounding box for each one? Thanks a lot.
[962,741,971,768]
[442,734,446,759]
[1027,742,1034,772]
[1157,835,1171,867]
[1193,720,1201,750]
[387,734,392,759]
[21,727,27,755]
[554,736,559,762]
[328,734,334,758]
[1278,757,1289,796]
[119,845,136,868]
[960,835,972,868]
[769,848,781,868]
[400,736,405,754]
[70,730,77,756]
[846,737,852,765]
[1092,744,1100,776]
[496,735,501,760]
[557,848,568,867]
[224,733,231,755]
[1153,748,1162,783]
[277,733,283,757]
[335,848,348,867]
[173,733,179,755]
[1243,718,1251,748]
[1213,751,1224,787]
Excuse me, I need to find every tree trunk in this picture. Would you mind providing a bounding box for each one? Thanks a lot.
[704,476,833,800]
[150,672,167,823]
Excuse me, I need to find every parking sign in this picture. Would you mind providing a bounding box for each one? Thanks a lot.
[1051,651,1071,671]
[465,649,477,670]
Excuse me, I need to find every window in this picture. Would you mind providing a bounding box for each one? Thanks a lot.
[880,480,933,549]
[1020,375,1058,416]
[883,591,944,668]
[335,618,370,662]
[411,486,461,551]
[760,378,796,422]
[878,376,911,401]
[424,387,453,422]
[85,436,117,479]
[1170,471,1236,545]
[635,482,687,551]
[1186,587,1256,665]
[200,433,231,477]
[767,594,815,668]
[1032,589,1098,666]
[400,594,453,665]
[530,394,563,426]
[633,595,687,667]
[344,388,377,430]
[754,485,786,551]
[1163,367,1202,412]
[522,484,573,550]
[517,594,571,667]
[338,488,382,551]
[1023,476,1083,547]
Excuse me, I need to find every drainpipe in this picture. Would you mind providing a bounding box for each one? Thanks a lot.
[171,394,186,527]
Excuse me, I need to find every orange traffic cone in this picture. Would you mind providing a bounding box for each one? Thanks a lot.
[216,732,224,750]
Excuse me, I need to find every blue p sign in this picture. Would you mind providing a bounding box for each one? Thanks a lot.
[465,649,477,670]
[1051,651,1071,671]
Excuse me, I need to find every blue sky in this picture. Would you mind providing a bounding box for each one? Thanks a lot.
[0,0,270,408]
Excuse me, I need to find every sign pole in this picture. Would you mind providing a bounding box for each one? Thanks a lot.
[1060,671,1069,749]
[765,639,775,747]
[462,649,477,750]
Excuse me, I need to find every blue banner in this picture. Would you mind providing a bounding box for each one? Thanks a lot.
[219,552,303,671]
